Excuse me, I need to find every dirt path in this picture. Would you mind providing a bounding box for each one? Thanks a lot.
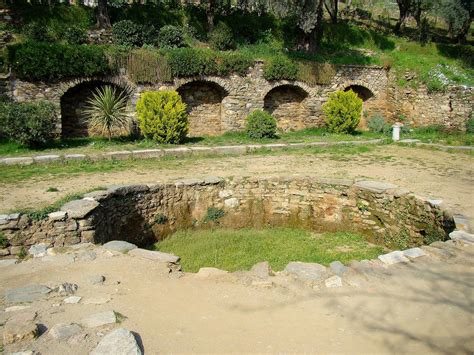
[1,243,473,354]
[1,146,473,224]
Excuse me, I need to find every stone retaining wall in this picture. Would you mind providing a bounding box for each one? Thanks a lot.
[0,177,455,256]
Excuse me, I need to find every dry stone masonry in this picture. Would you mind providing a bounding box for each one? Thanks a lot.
[0,177,456,256]
[9,62,472,137]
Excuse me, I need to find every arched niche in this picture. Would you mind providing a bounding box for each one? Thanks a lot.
[344,85,374,102]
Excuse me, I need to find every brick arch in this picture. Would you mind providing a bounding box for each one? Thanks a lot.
[60,79,133,138]
[263,84,312,132]
[263,81,314,99]
[174,77,232,96]
[176,80,229,137]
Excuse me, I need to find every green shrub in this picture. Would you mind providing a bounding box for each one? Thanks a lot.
[204,207,225,222]
[263,56,298,81]
[209,22,235,50]
[245,110,277,139]
[136,91,188,144]
[322,90,362,134]
[154,214,168,224]
[8,42,110,81]
[215,52,252,76]
[465,116,474,133]
[367,113,390,134]
[0,232,8,248]
[23,22,56,42]
[166,48,216,77]
[157,25,186,49]
[112,20,144,47]
[62,25,88,45]
[2,101,56,148]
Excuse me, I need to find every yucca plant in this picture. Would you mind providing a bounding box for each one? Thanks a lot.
[84,85,129,141]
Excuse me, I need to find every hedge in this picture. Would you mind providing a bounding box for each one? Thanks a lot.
[8,42,111,81]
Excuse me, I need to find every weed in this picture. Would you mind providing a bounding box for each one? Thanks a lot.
[46,187,59,192]
[0,232,8,248]
[154,213,168,225]
[204,207,225,222]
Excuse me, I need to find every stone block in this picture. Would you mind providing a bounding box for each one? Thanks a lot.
[325,275,343,288]
[63,296,82,304]
[33,155,61,163]
[0,259,18,267]
[64,154,87,160]
[195,267,228,278]
[48,323,82,341]
[190,147,213,155]
[213,145,247,155]
[90,328,142,355]
[329,260,348,276]
[402,247,426,259]
[224,198,239,208]
[28,243,48,258]
[318,178,353,186]
[378,251,409,265]
[5,284,51,304]
[103,240,137,253]
[162,147,192,157]
[250,261,272,278]
[449,231,474,244]
[203,176,223,185]
[128,248,180,263]
[48,211,67,221]
[453,214,470,232]
[284,262,328,281]
[81,230,96,242]
[132,149,164,159]
[61,199,100,218]
[107,184,149,196]
[1,157,34,165]
[103,151,132,160]
[81,311,117,328]
[3,312,38,344]
[355,180,398,193]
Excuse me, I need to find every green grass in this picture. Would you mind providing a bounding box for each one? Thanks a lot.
[154,227,386,272]
[0,128,382,157]
[404,126,474,146]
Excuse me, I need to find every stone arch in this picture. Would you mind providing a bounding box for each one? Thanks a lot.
[343,84,374,101]
[60,80,132,138]
[176,80,229,136]
[263,84,311,132]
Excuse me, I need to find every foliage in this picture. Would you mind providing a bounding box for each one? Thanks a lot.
[297,61,336,85]
[116,49,173,83]
[155,214,168,224]
[8,42,110,81]
[62,26,88,45]
[136,91,188,144]
[209,21,235,50]
[112,20,144,47]
[157,25,186,49]
[155,228,385,272]
[263,56,298,81]
[1,101,56,148]
[23,22,56,42]
[215,52,252,76]
[367,113,391,134]
[322,90,363,134]
[84,85,130,141]
[466,116,474,134]
[204,207,225,222]
[245,110,277,139]
[0,232,8,248]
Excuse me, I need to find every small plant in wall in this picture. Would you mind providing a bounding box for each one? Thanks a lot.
[322,90,363,134]
[84,85,130,141]
[204,207,225,223]
[0,232,9,248]
[154,214,168,225]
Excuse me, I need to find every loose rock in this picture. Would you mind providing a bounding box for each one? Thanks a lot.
[250,261,273,278]
[325,275,343,288]
[89,275,106,285]
[63,296,82,304]
[102,241,137,254]
[28,244,48,258]
[5,284,51,304]
[81,311,117,328]
[90,328,142,355]
[329,261,348,276]
[3,312,38,344]
[48,323,82,341]
[284,262,328,281]
[378,251,409,265]
[195,267,229,278]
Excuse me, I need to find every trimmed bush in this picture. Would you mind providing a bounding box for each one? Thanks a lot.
[215,52,252,76]
[263,56,298,81]
[209,22,234,50]
[166,48,216,77]
[62,25,88,45]
[136,91,188,144]
[322,90,362,134]
[8,42,110,81]
[157,25,186,49]
[1,100,56,148]
[112,20,143,47]
[367,113,390,134]
[245,110,277,139]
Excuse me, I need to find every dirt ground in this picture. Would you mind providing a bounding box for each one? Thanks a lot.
[0,243,473,354]
[1,145,473,226]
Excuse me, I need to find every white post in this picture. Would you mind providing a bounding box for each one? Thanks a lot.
[392,123,402,141]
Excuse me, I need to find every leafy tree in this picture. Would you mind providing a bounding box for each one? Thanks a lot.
[200,0,231,32]
[438,0,473,43]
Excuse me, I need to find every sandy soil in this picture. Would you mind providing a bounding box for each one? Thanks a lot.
[1,145,473,225]
[0,243,473,354]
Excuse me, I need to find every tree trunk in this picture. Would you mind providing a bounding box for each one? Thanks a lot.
[314,0,325,48]
[455,15,472,43]
[207,10,214,32]
[324,0,338,24]
[97,0,111,29]
[394,7,408,35]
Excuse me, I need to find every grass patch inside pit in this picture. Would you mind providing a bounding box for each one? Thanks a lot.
[154,227,386,272]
